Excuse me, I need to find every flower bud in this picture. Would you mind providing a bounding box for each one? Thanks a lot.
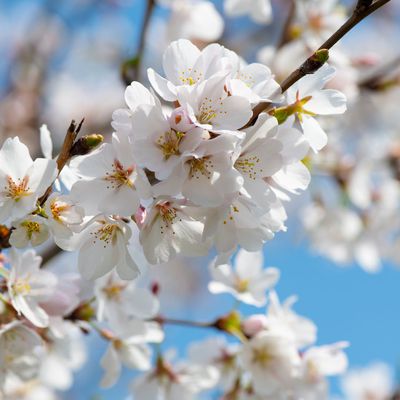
[70,134,103,157]
[134,206,147,228]
[312,49,329,65]
[242,314,267,337]
[169,107,193,132]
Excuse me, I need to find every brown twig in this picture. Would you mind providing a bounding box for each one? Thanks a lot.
[280,0,391,93]
[38,119,83,206]
[248,0,391,125]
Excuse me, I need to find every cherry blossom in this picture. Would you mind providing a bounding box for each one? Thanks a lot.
[0,137,57,223]
[282,64,347,152]
[0,321,43,387]
[7,250,57,328]
[71,133,151,216]
[208,248,279,306]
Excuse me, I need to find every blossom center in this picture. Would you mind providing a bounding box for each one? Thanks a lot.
[198,98,221,124]
[104,160,134,189]
[270,91,316,124]
[50,201,69,222]
[252,347,273,367]
[291,91,316,122]
[157,131,185,160]
[20,221,41,239]
[235,156,263,180]
[179,67,203,86]
[187,157,213,179]
[235,278,249,293]
[156,202,177,226]
[103,283,126,300]
[5,176,31,202]
[91,222,120,246]
[13,279,31,296]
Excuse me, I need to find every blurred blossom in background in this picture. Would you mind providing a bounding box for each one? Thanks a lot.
[1,0,400,399]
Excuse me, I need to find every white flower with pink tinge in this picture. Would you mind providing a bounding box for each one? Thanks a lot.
[100,320,164,389]
[177,73,252,135]
[0,321,43,388]
[341,363,394,400]
[95,271,159,331]
[131,354,219,400]
[139,198,209,265]
[240,331,301,397]
[61,215,140,280]
[148,39,227,102]
[208,248,279,306]
[295,342,349,398]
[71,132,151,217]
[284,64,347,152]
[7,249,58,328]
[129,99,208,181]
[0,137,57,223]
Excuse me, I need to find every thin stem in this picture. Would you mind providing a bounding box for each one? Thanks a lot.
[154,317,217,329]
[249,0,391,124]
[154,316,216,330]
[280,0,391,93]
[38,119,84,206]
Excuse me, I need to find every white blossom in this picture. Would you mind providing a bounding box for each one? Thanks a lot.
[7,250,57,328]
[208,248,279,306]
[0,137,57,223]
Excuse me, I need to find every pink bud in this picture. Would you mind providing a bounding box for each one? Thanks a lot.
[135,206,147,228]
[242,314,267,337]
[169,107,194,132]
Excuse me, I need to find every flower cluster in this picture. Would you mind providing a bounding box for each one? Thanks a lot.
[0,33,350,398]
[131,250,348,399]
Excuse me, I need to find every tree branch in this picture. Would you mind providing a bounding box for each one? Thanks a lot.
[249,0,392,125]
[38,119,83,206]
[280,0,391,93]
